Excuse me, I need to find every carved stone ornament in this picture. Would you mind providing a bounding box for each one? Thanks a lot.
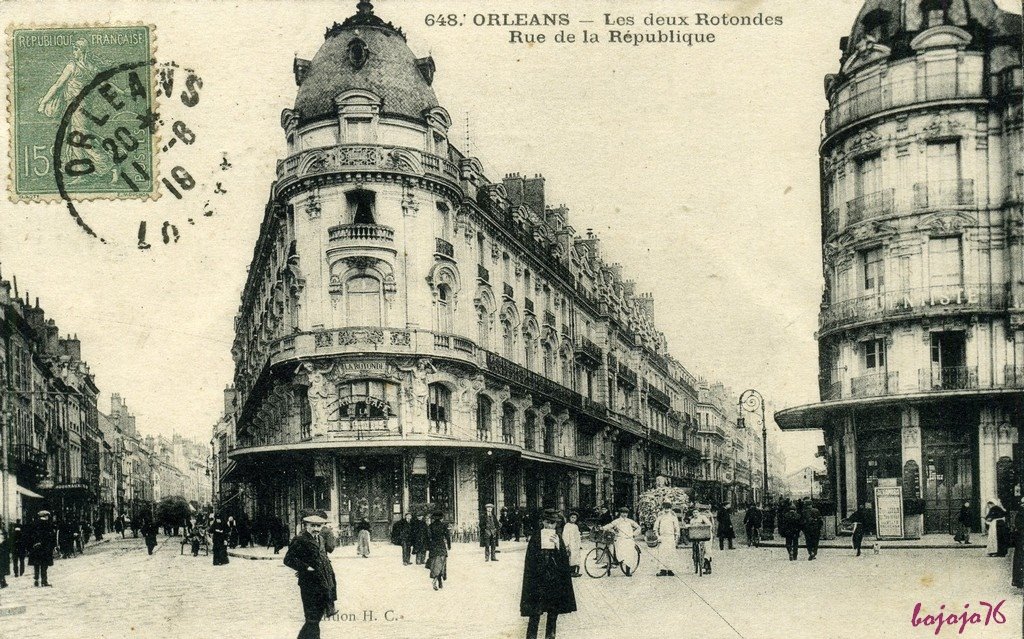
[922,113,964,140]
[916,213,975,235]
[347,37,370,70]
[305,191,322,219]
[848,129,883,156]
[344,256,380,271]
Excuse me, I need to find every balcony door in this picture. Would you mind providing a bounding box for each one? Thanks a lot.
[930,332,968,390]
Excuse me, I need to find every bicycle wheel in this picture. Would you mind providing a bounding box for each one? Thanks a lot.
[584,547,611,578]
[619,543,640,576]
[696,542,705,576]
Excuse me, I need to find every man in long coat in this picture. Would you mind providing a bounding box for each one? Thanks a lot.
[411,513,430,565]
[520,508,576,639]
[480,503,500,561]
[716,503,735,550]
[391,513,414,565]
[801,499,823,561]
[27,510,55,587]
[284,514,338,639]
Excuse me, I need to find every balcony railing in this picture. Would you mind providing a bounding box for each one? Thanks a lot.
[647,384,672,409]
[276,144,460,186]
[617,364,638,389]
[920,366,978,391]
[824,73,984,134]
[847,189,895,225]
[819,380,841,402]
[435,237,454,258]
[477,264,489,283]
[850,371,899,398]
[913,179,975,210]
[575,337,603,368]
[819,284,1007,333]
[327,223,394,242]
[1004,366,1024,388]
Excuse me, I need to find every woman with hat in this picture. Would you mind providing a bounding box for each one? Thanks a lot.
[600,507,642,577]
[355,517,372,558]
[520,508,576,639]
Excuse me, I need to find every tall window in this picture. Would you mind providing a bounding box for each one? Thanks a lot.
[477,308,490,350]
[436,285,453,333]
[476,395,493,441]
[560,354,572,388]
[927,141,960,182]
[502,317,515,358]
[346,190,376,225]
[543,416,557,455]
[856,153,881,197]
[863,339,886,371]
[928,237,962,290]
[434,203,450,240]
[502,403,516,444]
[524,333,535,370]
[543,344,554,379]
[346,275,382,326]
[524,411,536,451]
[427,384,450,431]
[862,247,884,292]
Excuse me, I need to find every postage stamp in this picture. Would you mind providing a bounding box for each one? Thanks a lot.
[8,24,156,201]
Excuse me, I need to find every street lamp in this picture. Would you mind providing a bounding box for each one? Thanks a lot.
[737,389,769,508]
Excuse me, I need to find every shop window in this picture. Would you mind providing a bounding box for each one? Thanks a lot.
[347,189,376,225]
[338,379,396,420]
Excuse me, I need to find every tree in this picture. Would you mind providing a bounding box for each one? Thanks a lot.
[155,495,191,527]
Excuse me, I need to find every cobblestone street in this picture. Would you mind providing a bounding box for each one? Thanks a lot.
[1,535,1020,639]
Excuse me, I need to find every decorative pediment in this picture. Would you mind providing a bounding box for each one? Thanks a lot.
[916,212,976,235]
[841,37,891,76]
[910,26,972,52]
[848,128,883,157]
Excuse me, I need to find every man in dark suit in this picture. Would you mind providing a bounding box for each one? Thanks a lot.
[480,503,500,561]
[27,510,56,587]
[284,514,338,639]
[801,499,823,561]
[392,513,414,565]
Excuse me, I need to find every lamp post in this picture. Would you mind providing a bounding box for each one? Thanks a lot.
[737,389,769,508]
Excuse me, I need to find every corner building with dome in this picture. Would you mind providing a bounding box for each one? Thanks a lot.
[226,2,706,538]
[776,0,1022,536]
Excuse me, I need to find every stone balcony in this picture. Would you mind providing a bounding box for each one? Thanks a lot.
[325,223,396,263]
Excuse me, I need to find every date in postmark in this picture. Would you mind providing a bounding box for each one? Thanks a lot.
[8,24,155,201]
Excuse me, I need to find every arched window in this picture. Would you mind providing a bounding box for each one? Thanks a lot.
[346,275,382,326]
[543,416,557,455]
[560,353,572,388]
[347,189,376,225]
[502,317,515,358]
[427,383,450,433]
[435,202,450,240]
[436,284,453,333]
[523,333,535,370]
[476,395,492,441]
[543,343,555,379]
[502,403,516,445]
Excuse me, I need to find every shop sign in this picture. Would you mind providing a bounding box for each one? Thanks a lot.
[874,485,904,539]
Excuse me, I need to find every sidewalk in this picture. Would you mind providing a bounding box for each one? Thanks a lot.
[756,533,985,550]
[229,539,530,561]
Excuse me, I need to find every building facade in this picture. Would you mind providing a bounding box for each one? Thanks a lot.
[226,2,708,537]
[776,0,1023,535]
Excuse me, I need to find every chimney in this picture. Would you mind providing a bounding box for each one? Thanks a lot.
[43,321,60,355]
[111,393,123,414]
[24,302,46,341]
[502,173,525,208]
[609,263,624,283]
[223,385,237,417]
[637,292,655,322]
[524,174,545,217]
[59,335,82,361]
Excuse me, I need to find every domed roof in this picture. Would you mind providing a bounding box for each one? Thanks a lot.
[842,0,1019,63]
[293,1,439,127]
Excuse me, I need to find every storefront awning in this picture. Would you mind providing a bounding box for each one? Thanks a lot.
[16,484,44,499]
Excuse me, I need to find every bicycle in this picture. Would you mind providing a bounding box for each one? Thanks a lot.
[687,521,713,576]
[583,529,640,578]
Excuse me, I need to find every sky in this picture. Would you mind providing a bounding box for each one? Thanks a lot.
[0,0,1019,468]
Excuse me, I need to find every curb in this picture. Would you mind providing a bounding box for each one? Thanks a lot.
[758,541,986,550]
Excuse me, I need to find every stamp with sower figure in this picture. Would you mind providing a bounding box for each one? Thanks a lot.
[8,24,156,201]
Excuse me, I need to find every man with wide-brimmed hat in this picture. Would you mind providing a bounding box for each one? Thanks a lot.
[27,510,55,587]
[480,503,500,561]
[284,513,338,639]
[520,508,576,638]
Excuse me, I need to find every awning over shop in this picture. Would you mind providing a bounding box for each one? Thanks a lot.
[16,484,44,499]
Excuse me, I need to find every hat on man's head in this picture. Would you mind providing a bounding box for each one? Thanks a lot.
[37,510,51,518]
[302,514,328,524]
[542,508,561,522]
[484,503,494,509]
[617,507,629,515]
[433,510,444,518]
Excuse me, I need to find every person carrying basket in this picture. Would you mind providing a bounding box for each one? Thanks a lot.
[685,504,715,576]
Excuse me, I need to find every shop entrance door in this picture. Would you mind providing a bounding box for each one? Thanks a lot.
[340,457,400,540]
[922,422,976,534]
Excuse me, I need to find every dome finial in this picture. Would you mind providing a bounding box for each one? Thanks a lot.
[357,0,373,15]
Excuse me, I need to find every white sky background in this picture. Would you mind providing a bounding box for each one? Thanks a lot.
[0,0,1018,468]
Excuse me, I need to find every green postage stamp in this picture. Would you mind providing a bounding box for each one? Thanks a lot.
[8,24,156,201]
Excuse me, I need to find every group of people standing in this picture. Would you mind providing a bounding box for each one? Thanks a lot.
[0,510,60,587]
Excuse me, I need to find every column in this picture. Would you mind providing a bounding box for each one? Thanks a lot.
[329,455,340,526]
[979,407,999,505]
[455,456,478,530]
[495,464,505,511]
[843,413,857,513]
[900,406,922,497]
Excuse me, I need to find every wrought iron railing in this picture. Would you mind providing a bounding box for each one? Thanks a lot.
[920,366,978,391]
[847,189,895,225]
[435,237,454,258]
[575,337,603,367]
[850,371,899,398]
[913,179,975,210]
[819,284,1007,333]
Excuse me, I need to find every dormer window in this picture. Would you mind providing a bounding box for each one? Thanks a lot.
[920,0,947,28]
[347,189,376,224]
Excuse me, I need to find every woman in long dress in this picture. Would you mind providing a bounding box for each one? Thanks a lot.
[211,515,230,565]
[984,500,1009,557]
[600,507,641,577]
[356,518,372,558]
[561,512,582,577]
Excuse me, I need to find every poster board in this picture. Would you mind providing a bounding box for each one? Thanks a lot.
[873,485,904,540]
